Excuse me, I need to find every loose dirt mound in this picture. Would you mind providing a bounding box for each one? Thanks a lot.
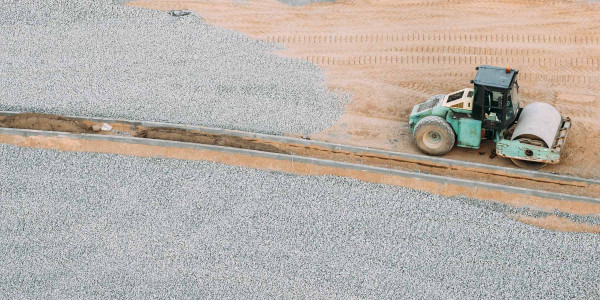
[0,113,93,133]
[0,113,286,154]
[512,215,600,234]
[138,127,287,154]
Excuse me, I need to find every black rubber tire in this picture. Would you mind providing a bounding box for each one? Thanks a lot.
[413,116,455,156]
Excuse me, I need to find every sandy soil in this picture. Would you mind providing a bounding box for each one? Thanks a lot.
[129,0,600,179]
[512,215,600,234]
[0,113,93,133]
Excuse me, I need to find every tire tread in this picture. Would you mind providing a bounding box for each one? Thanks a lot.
[413,116,455,155]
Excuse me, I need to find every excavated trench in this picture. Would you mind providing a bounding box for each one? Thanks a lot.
[137,127,287,154]
[0,113,94,133]
[0,112,597,199]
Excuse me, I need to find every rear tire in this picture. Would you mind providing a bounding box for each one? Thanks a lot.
[413,116,455,156]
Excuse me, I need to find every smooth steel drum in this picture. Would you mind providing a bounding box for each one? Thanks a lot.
[511,102,562,148]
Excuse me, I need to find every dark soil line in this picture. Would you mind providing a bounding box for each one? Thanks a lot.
[137,127,288,154]
[0,113,94,134]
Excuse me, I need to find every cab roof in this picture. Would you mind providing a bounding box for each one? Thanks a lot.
[473,65,517,90]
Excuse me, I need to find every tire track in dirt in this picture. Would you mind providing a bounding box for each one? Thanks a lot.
[301,54,598,68]
[270,32,600,78]
[298,56,599,85]
[264,33,600,45]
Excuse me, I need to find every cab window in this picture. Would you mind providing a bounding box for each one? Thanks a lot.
[447,91,464,103]
[505,84,519,122]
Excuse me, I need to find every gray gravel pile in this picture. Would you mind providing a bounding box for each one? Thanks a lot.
[1,144,599,299]
[0,0,348,135]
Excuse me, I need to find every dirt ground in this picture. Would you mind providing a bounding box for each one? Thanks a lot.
[130,0,600,179]
[511,214,600,234]
[0,113,93,133]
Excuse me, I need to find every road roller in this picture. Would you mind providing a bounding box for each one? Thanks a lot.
[408,65,571,169]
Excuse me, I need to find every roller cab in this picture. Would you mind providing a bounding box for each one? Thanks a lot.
[408,65,571,169]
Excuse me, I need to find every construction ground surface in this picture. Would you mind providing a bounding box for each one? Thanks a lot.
[131,0,600,179]
[1,0,600,298]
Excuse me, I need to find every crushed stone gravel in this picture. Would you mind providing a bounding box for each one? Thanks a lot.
[0,0,348,135]
[1,144,599,299]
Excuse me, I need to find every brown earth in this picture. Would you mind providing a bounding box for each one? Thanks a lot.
[512,215,600,234]
[0,113,94,133]
[129,0,600,179]
[137,127,287,154]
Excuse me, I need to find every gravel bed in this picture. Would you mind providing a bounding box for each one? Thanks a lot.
[0,0,348,135]
[1,144,599,299]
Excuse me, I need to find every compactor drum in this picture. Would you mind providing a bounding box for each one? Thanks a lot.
[408,65,571,169]
[508,102,563,169]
